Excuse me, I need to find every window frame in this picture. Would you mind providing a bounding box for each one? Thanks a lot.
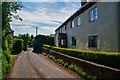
[65,24,67,31]
[71,20,74,28]
[72,37,77,46]
[89,7,98,22]
[88,35,98,48]
[77,16,81,26]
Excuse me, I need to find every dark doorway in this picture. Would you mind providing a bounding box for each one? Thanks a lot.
[58,33,67,48]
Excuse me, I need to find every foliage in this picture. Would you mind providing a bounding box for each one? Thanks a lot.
[43,44,120,69]
[12,39,24,54]
[42,53,97,80]
[2,2,23,78]
[33,34,54,53]
[17,33,31,50]
[2,50,13,78]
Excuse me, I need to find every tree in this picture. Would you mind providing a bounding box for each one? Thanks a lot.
[33,34,54,53]
[17,33,31,50]
[1,2,23,78]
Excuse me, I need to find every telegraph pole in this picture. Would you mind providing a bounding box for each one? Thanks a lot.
[36,27,38,36]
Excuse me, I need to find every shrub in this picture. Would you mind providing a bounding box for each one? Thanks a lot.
[12,39,24,54]
[33,35,54,53]
[2,50,13,78]
[43,44,120,69]
[64,63,69,68]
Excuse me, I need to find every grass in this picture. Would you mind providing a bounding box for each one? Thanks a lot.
[42,52,97,80]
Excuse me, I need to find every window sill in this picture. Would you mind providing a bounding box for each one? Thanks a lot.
[89,19,97,23]
[88,47,97,48]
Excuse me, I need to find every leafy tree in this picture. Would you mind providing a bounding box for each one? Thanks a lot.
[33,34,54,53]
[17,33,31,50]
[1,1,23,78]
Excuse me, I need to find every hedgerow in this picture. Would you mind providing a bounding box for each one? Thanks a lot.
[2,50,13,78]
[12,39,24,55]
[43,44,120,69]
[33,35,54,53]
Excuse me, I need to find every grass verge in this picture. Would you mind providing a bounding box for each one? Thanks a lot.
[42,52,97,80]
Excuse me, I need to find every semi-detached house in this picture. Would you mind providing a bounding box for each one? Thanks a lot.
[54,1,120,52]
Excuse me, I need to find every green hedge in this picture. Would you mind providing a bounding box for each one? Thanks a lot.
[12,39,24,54]
[33,35,54,53]
[43,44,120,69]
[2,50,13,78]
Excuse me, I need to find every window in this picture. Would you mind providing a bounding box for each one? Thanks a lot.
[90,7,97,22]
[88,36,97,48]
[87,0,91,2]
[65,25,67,30]
[61,39,64,45]
[77,16,81,26]
[58,29,60,33]
[61,27,63,33]
[60,28,62,33]
[72,37,76,46]
[71,20,74,28]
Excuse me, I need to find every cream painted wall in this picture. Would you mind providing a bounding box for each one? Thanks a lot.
[55,2,119,52]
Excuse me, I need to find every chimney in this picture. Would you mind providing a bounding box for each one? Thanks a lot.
[81,0,87,6]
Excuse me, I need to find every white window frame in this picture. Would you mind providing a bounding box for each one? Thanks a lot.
[90,7,97,22]
[77,16,81,26]
[72,20,74,28]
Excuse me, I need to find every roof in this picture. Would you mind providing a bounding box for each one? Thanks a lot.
[55,2,96,31]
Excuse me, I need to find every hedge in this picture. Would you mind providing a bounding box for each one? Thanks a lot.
[2,50,13,78]
[43,44,120,69]
[12,39,24,54]
[33,35,54,53]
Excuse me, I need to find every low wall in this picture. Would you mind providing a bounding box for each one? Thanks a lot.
[42,47,120,79]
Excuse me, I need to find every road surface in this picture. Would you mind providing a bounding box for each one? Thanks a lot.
[9,48,80,79]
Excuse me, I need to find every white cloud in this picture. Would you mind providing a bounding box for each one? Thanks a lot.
[12,26,32,29]
[39,26,56,31]
[11,2,80,36]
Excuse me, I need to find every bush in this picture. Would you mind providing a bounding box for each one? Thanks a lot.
[12,39,24,54]
[33,35,54,53]
[2,50,13,78]
[43,44,120,69]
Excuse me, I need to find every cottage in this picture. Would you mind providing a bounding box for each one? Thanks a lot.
[54,1,120,52]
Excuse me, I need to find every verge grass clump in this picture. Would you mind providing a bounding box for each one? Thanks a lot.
[42,53,97,80]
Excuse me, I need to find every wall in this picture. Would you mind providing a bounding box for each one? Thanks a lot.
[42,47,120,79]
[66,2,119,52]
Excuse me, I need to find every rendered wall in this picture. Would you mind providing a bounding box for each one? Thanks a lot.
[66,2,119,52]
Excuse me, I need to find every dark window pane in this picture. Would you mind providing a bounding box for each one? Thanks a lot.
[72,37,76,46]
[88,36,97,47]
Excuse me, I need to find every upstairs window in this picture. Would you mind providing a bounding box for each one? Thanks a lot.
[90,7,97,22]
[65,25,67,30]
[72,37,76,46]
[77,16,81,26]
[71,20,74,28]
[88,35,97,48]
[61,27,63,33]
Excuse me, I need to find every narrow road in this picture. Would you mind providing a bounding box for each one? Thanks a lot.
[9,48,79,79]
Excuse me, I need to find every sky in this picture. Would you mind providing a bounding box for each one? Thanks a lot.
[10,2,81,36]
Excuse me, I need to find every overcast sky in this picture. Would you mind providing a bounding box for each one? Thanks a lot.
[10,2,81,36]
